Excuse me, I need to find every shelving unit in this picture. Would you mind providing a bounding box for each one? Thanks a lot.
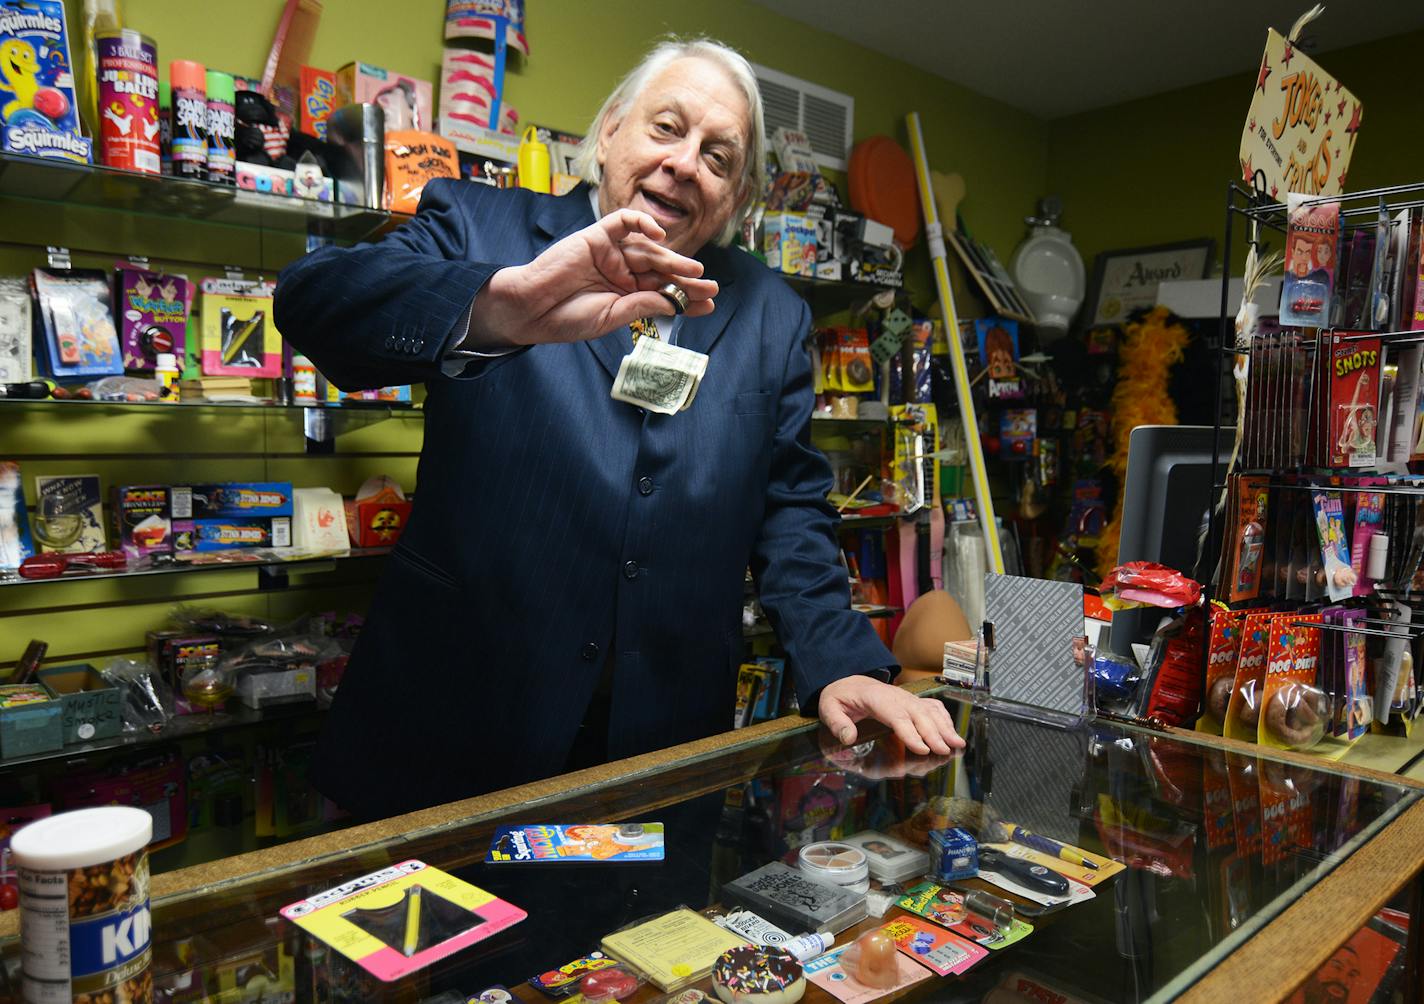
[1201,178,1424,781]
[0,701,327,772]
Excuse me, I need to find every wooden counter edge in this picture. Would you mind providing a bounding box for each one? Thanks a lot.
[1178,796,1424,1004]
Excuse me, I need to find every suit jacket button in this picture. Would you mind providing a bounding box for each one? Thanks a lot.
[384,335,394,349]
[623,560,639,580]
[415,338,425,351]
[581,642,599,662]
[638,476,654,496]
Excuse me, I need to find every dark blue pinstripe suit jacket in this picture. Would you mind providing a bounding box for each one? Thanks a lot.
[275,180,895,816]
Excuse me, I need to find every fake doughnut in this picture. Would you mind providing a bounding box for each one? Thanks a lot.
[1207,677,1234,721]
[712,946,805,1004]
[1264,682,1329,750]
[1235,677,1262,728]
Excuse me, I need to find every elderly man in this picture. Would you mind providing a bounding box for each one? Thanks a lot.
[275,37,961,820]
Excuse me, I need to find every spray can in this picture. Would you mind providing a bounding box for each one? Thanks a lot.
[169,59,208,180]
[204,70,236,186]
[158,79,172,175]
[96,30,161,174]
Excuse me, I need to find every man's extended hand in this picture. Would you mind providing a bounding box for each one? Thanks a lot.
[818,675,965,756]
[469,209,718,347]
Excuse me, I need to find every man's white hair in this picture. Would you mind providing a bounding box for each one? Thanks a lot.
[573,37,766,247]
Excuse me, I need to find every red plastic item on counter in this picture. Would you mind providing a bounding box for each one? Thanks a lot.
[579,966,639,1003]
[18,551,127,579]
[1098,561,1203,610]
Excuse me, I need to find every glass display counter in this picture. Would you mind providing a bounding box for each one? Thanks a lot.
[1,687,1420,1003]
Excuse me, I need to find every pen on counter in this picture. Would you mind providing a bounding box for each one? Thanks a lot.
[1002,821,1100,870]
[401,885,422,957]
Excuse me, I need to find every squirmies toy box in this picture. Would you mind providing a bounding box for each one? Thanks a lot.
[486,823,665,863]
[0,0,90,163]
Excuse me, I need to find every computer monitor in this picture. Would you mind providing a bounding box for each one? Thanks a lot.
[1109,425,1233,653]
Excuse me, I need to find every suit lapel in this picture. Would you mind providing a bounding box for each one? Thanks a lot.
[676,244,740,358]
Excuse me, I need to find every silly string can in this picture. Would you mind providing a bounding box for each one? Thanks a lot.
[12,806,154,1003]
[96,30,160,174]
[168,59,207,179]
[204,70,235,185]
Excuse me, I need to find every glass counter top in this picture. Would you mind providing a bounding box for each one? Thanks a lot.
[0,693,1416,1002]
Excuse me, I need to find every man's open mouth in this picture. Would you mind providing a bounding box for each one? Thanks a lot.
[641,189,689,220]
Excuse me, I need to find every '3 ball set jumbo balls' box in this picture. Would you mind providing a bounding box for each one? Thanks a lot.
[0,0,92,163]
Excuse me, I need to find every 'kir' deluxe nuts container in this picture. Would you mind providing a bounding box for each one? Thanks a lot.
[11,806,153,1003]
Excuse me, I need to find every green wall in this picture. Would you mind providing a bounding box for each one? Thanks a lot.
[1047,29,1424,271]
[120,0,1049,260]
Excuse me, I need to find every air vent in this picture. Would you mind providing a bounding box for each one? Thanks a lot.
[751,64,853,171]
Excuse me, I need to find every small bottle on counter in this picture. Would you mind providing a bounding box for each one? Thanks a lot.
[155,352,180,402]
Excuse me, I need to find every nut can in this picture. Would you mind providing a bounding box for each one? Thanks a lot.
[11,807,153,1003]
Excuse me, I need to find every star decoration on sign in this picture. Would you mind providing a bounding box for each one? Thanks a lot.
[1255,54,1271,93]
[1282,42,1294,67]
[1324,111,1331,124]
[1335,148,1341,159]
[1241,155,1254,183]
[1248,117,1256,132]
[1339,169,1348,189]
[1346,103,1362,134]
[1270,184,1279,199]
[1338,98,1347,117]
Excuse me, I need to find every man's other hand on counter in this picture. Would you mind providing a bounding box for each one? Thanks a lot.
[817,676,965,756]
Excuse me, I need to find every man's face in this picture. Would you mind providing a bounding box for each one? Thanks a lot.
[1304,947,1359,1004]
[596,57,749,255]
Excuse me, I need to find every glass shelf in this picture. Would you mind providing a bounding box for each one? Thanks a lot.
[0,700,326,771]
[779,270,894,309]
[0,546,393,588]
[0,152,410,241]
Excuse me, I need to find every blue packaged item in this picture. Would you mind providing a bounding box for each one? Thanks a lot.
[174,482,294,519]
[1092,651,1140,706]
[173,516,291,551]
[929,826,978,881]
[31,268,123,378]
[0,0,92,163]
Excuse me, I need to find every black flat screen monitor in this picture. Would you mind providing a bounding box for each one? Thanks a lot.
[1110,425,1233,654]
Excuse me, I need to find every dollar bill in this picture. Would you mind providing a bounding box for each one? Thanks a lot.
[610,336,709,414]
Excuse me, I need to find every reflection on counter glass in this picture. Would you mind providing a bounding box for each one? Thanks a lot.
[53,696,1416,1003]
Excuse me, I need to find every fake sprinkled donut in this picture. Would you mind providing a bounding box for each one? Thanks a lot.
[1264,682,1329,750]
[1207,677,1234,721]
[712,946,805,1004]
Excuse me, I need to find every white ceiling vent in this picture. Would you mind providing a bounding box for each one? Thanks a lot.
[751,63,854,171]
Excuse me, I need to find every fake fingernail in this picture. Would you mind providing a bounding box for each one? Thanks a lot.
[839,727,855,744]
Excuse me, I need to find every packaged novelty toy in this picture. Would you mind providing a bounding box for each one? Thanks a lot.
[1279,193,1340,328]
[976,318,1023,400]
[199,277,281,378]
[31,268,122,377]
[1200,606,1244,735]
[1328,334,1382,468]
[1258,618,1327,752]
[486,823,665,864]
[0,0,91,163]
[384,129,458,214]
[1224,612,1275,743]
[299,65,335,139]
[336,61,433,132]
[443,0,528,54]
[0,276,31,381]
[1311,490,1355,602]
[115,265,189,371]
